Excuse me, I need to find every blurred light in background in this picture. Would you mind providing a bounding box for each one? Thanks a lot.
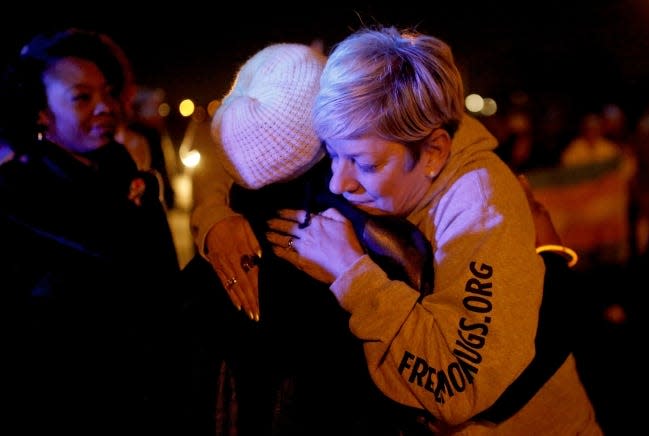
[158,102,171,117]
[179,99,195,117]
[207,99,220,117]
[177,98,202,170]
[180,147,200,168]
[465,93,498,116]
[481,98,498,116]
[465,93,484,113]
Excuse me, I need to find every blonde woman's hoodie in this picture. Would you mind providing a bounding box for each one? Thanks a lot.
[330,114,602,435]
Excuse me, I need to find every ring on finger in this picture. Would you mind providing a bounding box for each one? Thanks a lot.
[287,237,297,252]
[225,276,238,289]
[241,253,260,273]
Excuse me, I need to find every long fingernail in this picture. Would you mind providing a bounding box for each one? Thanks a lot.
[256,248,263,258]
[255,312,260,322]
[247,310,255,321]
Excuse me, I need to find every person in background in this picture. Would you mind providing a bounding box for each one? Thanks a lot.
[601,103,632,150]
[560,112,625,166]
[495,110,536,172]
[107,35,176,210]
[104,33,154,173]
[266,26,602,434]
[127,86,177,209]
[0,28,182,435]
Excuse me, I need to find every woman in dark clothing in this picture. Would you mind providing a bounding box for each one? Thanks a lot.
[0,28,181,435]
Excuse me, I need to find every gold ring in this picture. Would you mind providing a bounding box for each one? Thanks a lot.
[225,276,238,289]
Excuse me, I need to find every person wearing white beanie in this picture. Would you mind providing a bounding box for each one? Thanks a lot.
[190,42,327,322]
[185,42,393,435]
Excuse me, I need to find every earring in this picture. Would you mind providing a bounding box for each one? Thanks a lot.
[37,131,43,141]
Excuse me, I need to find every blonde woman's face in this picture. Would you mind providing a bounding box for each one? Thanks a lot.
[39,57,120,154]
[325,134,432,217]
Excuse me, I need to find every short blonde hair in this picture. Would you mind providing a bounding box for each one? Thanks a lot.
[313,26,465,147]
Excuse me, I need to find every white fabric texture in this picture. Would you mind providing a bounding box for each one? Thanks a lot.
[212,43,326,189]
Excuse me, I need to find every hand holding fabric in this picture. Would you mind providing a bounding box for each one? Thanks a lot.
[266,208,365,284]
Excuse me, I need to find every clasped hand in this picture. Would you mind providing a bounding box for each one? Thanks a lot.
[266,208,365,284]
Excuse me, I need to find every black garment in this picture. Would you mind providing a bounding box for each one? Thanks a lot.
[1,140,182,435]
[181,159,418,436]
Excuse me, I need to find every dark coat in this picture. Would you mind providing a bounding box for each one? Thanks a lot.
[1,140,181,435]
[181,159,434,436]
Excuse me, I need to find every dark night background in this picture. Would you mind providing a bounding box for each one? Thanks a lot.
[2,2,647,434]
[2,0,649,119]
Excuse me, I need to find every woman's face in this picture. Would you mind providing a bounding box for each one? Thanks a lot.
[39,57,120,154]
[326,135,433,217]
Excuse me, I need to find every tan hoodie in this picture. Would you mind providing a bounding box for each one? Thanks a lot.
[330,115,602,434]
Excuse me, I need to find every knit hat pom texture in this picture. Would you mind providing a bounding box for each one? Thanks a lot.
[212,43,326,189]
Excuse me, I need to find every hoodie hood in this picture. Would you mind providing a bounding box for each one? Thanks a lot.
[408,114,500,224]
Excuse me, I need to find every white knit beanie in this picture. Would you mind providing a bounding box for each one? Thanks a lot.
[211,43,327,189]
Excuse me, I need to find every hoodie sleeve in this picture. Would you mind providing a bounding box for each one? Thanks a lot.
[330,158,545,426]
[189,128,239,258]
